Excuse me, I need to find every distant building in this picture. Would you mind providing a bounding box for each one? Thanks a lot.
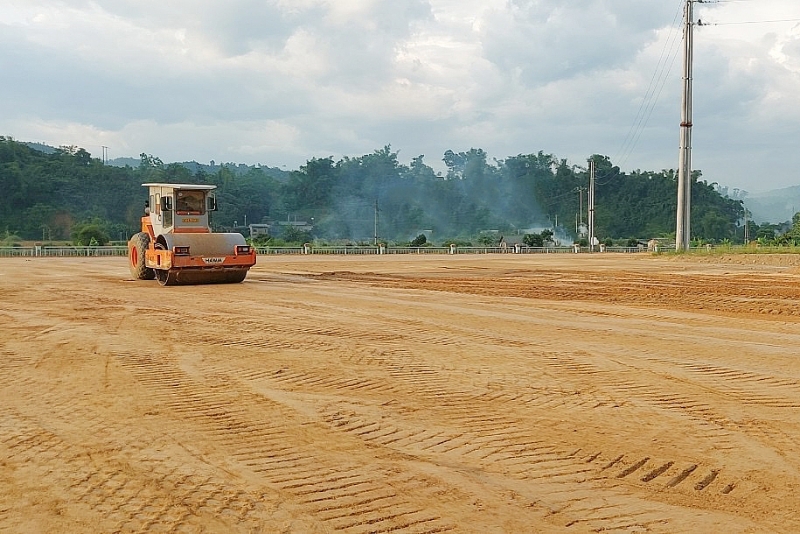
[276,220,313,232]
[249,224,271,237]
[249,221,314,238]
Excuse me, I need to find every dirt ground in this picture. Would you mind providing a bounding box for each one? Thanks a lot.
[2,253,800,533]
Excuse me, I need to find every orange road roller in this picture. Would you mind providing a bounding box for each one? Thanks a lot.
[128,183,256,286]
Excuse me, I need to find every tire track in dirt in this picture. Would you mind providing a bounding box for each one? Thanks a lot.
[161,331,731,531]
[676,362,800,408]
[266,367,399,396]
[5,256,795,532]
[0,410,278,533]
[313,398,734,531]
[117,352,456,534]
[202,334,740,532]
[625,352,800,466]
[0,341,298,533]
[149,293,794,530]
[537,352,740,452]
[0,350,36,392]
[214,272,796,477]
[346,270,800,318]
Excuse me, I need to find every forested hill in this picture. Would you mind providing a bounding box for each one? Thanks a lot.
[1,136,746,245]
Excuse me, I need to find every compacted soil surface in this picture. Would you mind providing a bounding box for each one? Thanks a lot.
[2,253,800,533]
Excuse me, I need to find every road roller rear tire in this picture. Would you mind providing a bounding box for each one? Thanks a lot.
[128,232,155,280]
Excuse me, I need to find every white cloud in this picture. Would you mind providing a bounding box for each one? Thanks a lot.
[2,0,800,191]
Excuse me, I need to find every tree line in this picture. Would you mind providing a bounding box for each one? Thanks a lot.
[0,136,771,246]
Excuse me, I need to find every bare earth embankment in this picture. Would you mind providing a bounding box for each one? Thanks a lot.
[2,253,800,533]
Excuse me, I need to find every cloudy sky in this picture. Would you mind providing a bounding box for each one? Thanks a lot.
[2,0,800,193]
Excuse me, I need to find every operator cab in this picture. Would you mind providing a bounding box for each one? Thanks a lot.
[142,183,217,236]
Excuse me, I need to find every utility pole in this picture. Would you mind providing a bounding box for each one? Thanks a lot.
[743,206,749,243]
[676,0,695,251]
[101,145,108,164]
[575,187,587,235]
[373,199,379,245]
[588,160,596,252]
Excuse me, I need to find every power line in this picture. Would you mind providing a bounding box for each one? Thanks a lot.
[701,0,766,3]
[615,0,800,170]
[615,0,683,163]
[614,0,685,169]
[621,45,682,170]
[701,18,800,25]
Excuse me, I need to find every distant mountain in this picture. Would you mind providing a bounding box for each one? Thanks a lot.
[107,157,140,168]
[23,142,57,154]
[746,186,800,224]
[177,160,290,182]
[105,156,289,181]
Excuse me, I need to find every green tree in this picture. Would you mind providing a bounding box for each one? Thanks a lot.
[410,234,427,247]
[790,212,800,235]
[523,233,544,247]
[523,229,553,247]
[1,230,22,246]
[0,138,751,244]
[772,213,800,245]
[284,157,336,210]
[282,226,312,244]
[71,221,110,246]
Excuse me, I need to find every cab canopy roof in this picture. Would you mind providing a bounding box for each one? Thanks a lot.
[142,183,217,191]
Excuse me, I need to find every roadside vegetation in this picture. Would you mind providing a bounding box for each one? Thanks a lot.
[2,136,793,249]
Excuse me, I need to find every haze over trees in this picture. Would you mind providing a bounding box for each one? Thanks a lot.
[0,136,758,245]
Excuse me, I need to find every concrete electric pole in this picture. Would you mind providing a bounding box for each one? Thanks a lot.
[676,0,695,252]
[575,187,587,235]
[589,160,596,252]
[374,199,379,245]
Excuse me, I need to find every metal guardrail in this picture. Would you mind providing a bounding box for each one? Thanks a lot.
[254,245,648,255]
[0,245,649,258]
[0,246,129,257]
